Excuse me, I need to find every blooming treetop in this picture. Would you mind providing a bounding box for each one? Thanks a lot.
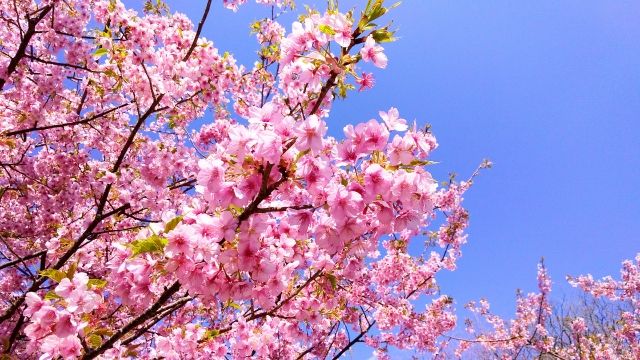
[0,0,476,358]
[453,257,640,359]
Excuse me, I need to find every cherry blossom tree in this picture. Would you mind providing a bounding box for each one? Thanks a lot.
[1,1,636,359]
[454,257,640,359]
[0,0,480,358]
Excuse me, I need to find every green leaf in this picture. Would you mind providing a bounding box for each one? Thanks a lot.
[94,47,108,58]
[295,149,310,162]
[389,1,402,10]
[364,0,376,14]
[326,273,338,290]
[44,290,62,301]
[318,24,336,36]
[87,279,108,289]
[203,329,220,340]
[362,22,377,31]
[66,262,77,279]
[371,28,397,43]
[409,160,438,167]
[369,6,387,22]
[128,235,168,257]
[104,68,118,79]
[364,0,387,22]
[87,334,103,349]
[39,269,66,283]
[91,328,114,337]
[227,301,242,310]
[164,216,183,233]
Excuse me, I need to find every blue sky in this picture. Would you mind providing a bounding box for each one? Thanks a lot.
[153,0,638,355]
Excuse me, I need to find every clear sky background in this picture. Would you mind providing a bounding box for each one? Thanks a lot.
[146,0,639,355]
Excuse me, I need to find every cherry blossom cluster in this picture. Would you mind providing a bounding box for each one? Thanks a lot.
[23,273,103,359]
[0,0,477,358]
[456,258,639,359]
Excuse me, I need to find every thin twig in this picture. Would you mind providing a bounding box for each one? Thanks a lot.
[182,0,212,62]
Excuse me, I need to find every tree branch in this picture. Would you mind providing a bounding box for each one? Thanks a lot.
[252,204,314,214]
[0,250,46,271]
[182,0,212,62]
[331,320,375,360]
[120,295,193,346]
[81,281,181,359]
[0,4,52,91]
[5,103,129,137]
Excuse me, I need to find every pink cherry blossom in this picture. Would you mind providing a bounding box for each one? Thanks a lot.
[379,107,408,132]
[357,71,376,91]
[326,183,364,223]
[364,163,393,201]
[295,114,327,153]
[40,335,82,360]
[360,36,388,68]
[388,133,416,165]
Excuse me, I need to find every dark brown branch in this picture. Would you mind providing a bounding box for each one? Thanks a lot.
[296,322,340,360]
[2,314,24,354]
[81,281,181,359]
[253,204,314,214]
[111,95,163,172]
[445,334,520,344]
[0,203,130,324]
[120,295,192,346]
[76,88,88,115]
[91,225,146,235]
[0,250,46,271]
[210,270,324,339]
[154,90,203,113]
[237,165,289,225]
[306,27,362,117]
[24,54,100,73]
[182,0,212,62]
[331,320,376,360]
[0,4,52,91]
[168,178,196,190]
[5,103,129,136]
[49,29,97,40]
[246,270,323,322]
[51,203,131,270]
[514,286,549,360]
[140,62,155,100]
[405,244,451,299]
[307,72,338,116]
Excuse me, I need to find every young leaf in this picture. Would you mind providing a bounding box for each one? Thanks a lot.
[318,24,336,36]
[87,334,103,349]
[88,278,108,289]
[128,235,168,257]
[66,262,77,279]
[39,269,66,283]
[92,328,114,337]
[226,301,242,310]
[326,273,338,290]
[389,1,402,10]
[164,215,183,233]
[94,47,108,58]
[203,329,220,340]
[44,290,62,300]
[371,28,396,43]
